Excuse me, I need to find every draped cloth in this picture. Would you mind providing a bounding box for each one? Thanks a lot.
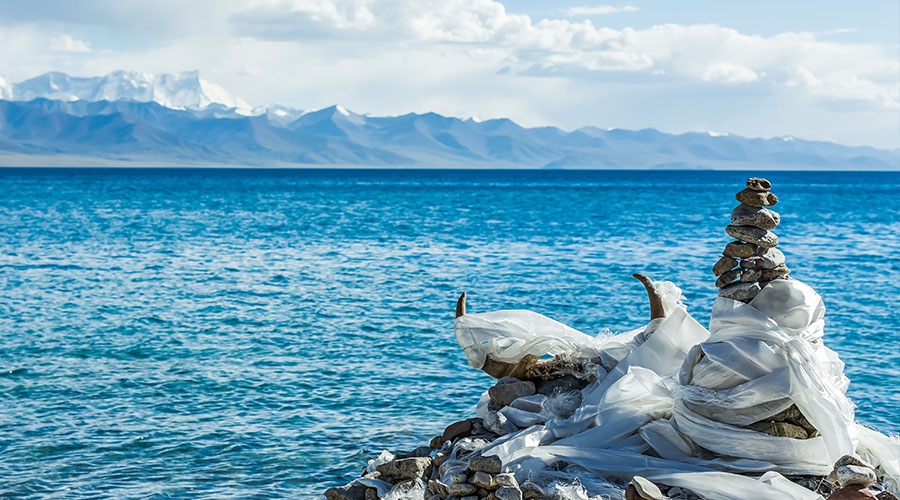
[453,279,900,500]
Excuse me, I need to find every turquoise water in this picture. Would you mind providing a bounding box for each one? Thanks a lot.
[0,169,897,498]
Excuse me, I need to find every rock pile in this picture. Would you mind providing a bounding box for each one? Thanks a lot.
[714,177,790,303]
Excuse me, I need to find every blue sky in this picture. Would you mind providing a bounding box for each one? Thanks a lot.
[0,0,897,149]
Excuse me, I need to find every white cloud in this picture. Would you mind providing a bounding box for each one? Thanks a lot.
[49,33,91,53]
[563,5,639,17]
[701,63,759,84]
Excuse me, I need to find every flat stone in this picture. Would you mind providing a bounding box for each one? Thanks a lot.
[471,471,494,489]
[736,188,778,207]
[837,465,877,487]
[760,265,790,280]
[495,486,524,500]
[746,177,772,191]
[626,476,663,500]
[740,248,785,270]
[740,269,762,282]
[712,256,738,276]
[725,225,778,248]
[715,268,742,288]
[731,204,780,230]
[469,455,503,474]
[829,486,879,499]
[376,457,433,482]
[495,473,518,488]
[489,380,536,407]
[718,282,761,302]
[446,483,478,496]
[723,240,758,258]
[442,419,476,442]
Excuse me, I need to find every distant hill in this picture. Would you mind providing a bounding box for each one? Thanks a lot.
[0,71,897,169]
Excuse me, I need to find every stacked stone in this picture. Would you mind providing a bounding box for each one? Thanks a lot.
[713,177,790,303]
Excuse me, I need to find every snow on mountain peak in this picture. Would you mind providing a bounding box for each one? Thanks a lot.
[0,75,11,100]
[5,70,252,113]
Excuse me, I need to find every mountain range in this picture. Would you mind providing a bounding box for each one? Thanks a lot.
[0,71,897,169]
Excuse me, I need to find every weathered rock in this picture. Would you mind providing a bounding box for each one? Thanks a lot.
[377,457,433,482]
[625,476,663,500]
[731,204,781,230]
[740,248,786,270]
[723,240,759,258]
[364,488,378,500]
[715,268,742,288]
[433,452,447,469]
[483,410,518,436]
[469,455,503,474]
[446,483,478,496]
[489,380,536,407]
[746,177,772,191]
[494,473,518,488]
[429,479,449,496]
[399,446,433,459]
[829,486,879,499]
[536,374,589,397]
[834,454,876,471]
[748,421,809,439]
[736,188,778,207]
[450,473,468,483]
[837,465,877,487]
[741,269,762,282]
[443,419,477,442]
[712,256,738,276]
[495,486,524,500]
[718,281,761,302]
[725,225,778,248]
[325,482,369,500]
[430,435,446,449]
[471,471,494,489]
[759,265,790,280]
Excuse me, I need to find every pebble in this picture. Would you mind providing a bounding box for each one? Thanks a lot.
[746,177,772,191]
[715,268,742,288]
[495,486,524,500]
[837,465,877,487]
[723,240,759,258]
[731,204,780,230]
[759,265,790,280]
[469,455,503,474]
[718,282,761,302]
[488,380,536,406]
[712,256,738,276]
[740,248,786,270]
[725,225,778,248]
[735,188,778,207]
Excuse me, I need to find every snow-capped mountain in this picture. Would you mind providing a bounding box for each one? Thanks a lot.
[0,76,11,100]
[6,70,252,114]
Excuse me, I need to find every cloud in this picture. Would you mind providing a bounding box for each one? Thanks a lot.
[563,5,639,16]
[49,33,91,53]
[701,63,759,84]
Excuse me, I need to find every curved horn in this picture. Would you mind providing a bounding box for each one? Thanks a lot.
[632,274,665,320]
[455,292,467,318]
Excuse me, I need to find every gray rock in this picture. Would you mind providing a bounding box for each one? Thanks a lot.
[429,479,449,496]
[471,471,493,489]
[377,457,433,482]
[495,473,519,488]
[834,454,876,471]
[725,225,778,248]
[735,188,778,207]
[731,204,781,230]
[836,465,877,487]
[746,177,772,191]
[712,255,738,276]
[495,486,524,500]
[483,410,518,436]
[759,265,790,280]
[741,269,762,282]
[536,374,588,396]
[469,455,503,474]
[489,380,536,407]
[461,496,478,500]
[433,452,446,469]
[715,268,742,288]
[325,482,369,500]
[723,240,759,258]
[740,248,786,270]
[718,282,761,302]
[446,483,478,496]
[364,488,378,500]
[450,473,468,483]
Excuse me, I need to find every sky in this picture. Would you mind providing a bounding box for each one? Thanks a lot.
[0,0,898,149]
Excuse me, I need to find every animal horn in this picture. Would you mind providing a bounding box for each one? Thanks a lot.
[633,274,665,320]
[456,292,467,318]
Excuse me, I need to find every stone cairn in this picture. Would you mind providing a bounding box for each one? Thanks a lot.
[713,177,789,303]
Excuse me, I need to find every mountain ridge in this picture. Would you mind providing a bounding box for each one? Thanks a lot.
[0,71,897,169]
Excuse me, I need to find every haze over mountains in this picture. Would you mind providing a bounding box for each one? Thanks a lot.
[0,71,897,169]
